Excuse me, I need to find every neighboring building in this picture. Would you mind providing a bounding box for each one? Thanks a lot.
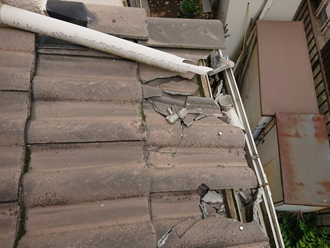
[239,5,330,212]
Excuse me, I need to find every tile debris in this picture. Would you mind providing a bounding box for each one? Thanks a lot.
[160,79,200,96]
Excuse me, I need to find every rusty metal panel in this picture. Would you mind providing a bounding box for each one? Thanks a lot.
[276,113,330,206]
[257,21,319,116]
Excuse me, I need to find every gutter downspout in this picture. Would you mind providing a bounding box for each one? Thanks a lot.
[0,4,213,75]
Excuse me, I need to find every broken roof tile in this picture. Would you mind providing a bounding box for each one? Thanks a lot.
[142,84,163,98]
[148,147,247,169]
[160,80,199,96]
[186,96,221,116]
[150,167,257,192]
[86,5,149,40]
[139,18,226,50]
[143,102,182,148]
[157,48,212,65]
[151,192,201,221]
[157,217,268,247]
[144,100,256,193]
[151,94,186,108]
[139,63,195,83]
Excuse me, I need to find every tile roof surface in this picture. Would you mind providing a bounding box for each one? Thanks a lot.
[0,5,269,248]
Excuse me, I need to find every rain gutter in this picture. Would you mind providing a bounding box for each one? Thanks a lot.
[220,51,284,248]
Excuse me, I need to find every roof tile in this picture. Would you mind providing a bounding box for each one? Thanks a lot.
[0,28,35,53]
[139,18,226,50]
[86,5,149,40]
[25,197,150,231]
[0,146,24,202]
[27,102,145,143]
[24,143,149,208]
[139,62,195,83]
[33,76,142,103]
[0,44,35,91]
[150,167,257,192]
[157,217,268,247]
[0,203,20,248]
[151,192,201,220]
[19,221,156,248]
[0,92,29,202]
[36,55,137,79]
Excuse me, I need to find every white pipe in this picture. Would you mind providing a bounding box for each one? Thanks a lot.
[0,4,213,75]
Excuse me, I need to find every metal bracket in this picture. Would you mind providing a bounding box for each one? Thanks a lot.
[208,50,235,76]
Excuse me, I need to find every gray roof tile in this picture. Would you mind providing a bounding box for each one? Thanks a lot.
[142,84,163,98]
[21,198,156,247]
[155,217,268,247]
[0,33,35,90]
[20,221,155,248]
[139,61,195,83]
[36,46,120,58]
[151,192,201,220]
[0,165,21,202]
[150,167,257,192]
[0,146,24,191]
[86,5,149,40]
[24,143,149,208]
[0,203,20,248]
[0,92,29,146]
[25,197,150,230]
[33,76,142,102]
[28,102,145,143]
[139,18,226,50]
[36,55,137,79]
[0,92,29,202]
[0,28,35,52]
[156,48,213,65]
